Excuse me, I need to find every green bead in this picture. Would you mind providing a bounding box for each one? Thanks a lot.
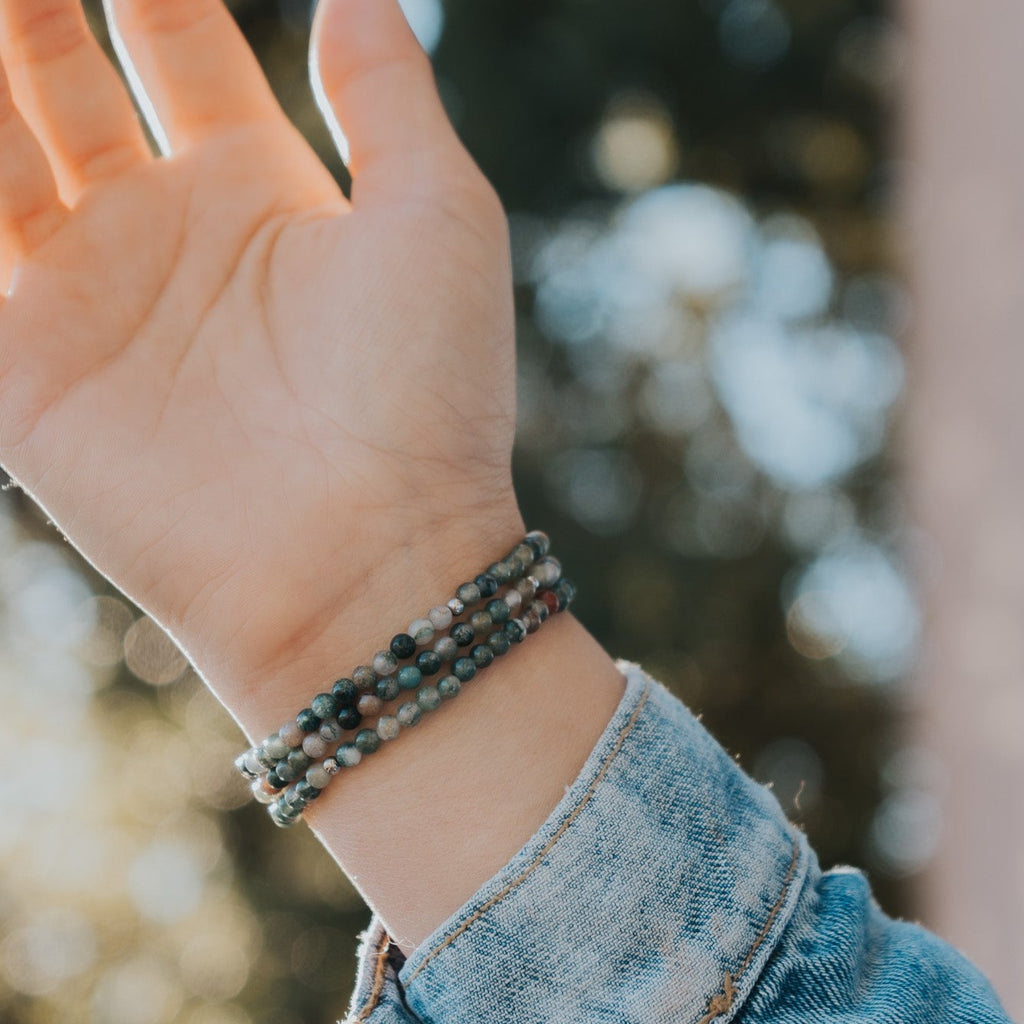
[397,702,422,728]
[486,598,510,624]
[417,686,442,712]
[355,729,381,754]
[376,676,400,702]
[452,658,477,682]
[471,644,495,669]
[390,633,416,659]
[470,611,492,635]
[487,631,511,657]
[311,693,340,719]
[525,530,550,559]
[332,678,358,706]
[397,666,422,690]
[437,676,462,700]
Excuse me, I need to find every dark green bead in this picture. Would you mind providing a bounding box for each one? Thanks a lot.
[296,708,321,733]
[355,728,381,754]
[295,780,319,801]
[311,693,340,719]
[525,531,550,559]
[390,633,416,659]
[337,706,362,730]
[456,582,482,606]
[332,678,358,706]
[487,631,511,657]
[352,665,377,691]
[450,622,474,647]
[555,579,577,610]
[376,676,400,702]
[470,611,492,635]
[471,644,494,669]
[504,620,527,643]
[397,666,422,690]
[486,598,510,624]
[452,657,477,682]
[417,685,442,712]
[437,675,462,700]
[287,750,312,773]
[283,786,307,812]
[416,651,441,676]
[266,769,285,789]
[474,574,498,598]
[275,762,298,784]
[488,561,513,583]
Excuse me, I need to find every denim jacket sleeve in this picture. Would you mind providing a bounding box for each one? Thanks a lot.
[341,662,1012,1024]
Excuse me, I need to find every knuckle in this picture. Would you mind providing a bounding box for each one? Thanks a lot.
[9,3,90,65]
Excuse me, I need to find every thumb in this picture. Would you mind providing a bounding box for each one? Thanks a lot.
[310,0,462,204]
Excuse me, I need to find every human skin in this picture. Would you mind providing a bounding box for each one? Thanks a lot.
[0,0,626,952]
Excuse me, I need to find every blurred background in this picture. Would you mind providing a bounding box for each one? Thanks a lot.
[1,0,1020,1021]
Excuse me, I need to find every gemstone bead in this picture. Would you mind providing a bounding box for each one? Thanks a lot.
[474,574,499,598]
[471,644,495,669]
[332,678,358,706]
[336,743,362,767]
[337,707,362,731]
[446,597,466,616]
[294,780,318,802]
[275,762,298,784]
[541,590,559,616]
[417,686,442,712]
[470,611,492,635]
[487,631,511,657]
[311,693,340,720]
[269,803,299,828]
[524,606,543,633]
[287,750,312,774]
[234,750,260,780]
[428,605,453,630]
[264,734,290,760]
[486,598,510,624]
[513,543,536,569]
[433,636,458,662]
[376,676,400,702]
[525,530,551,558]
[306,764,332,790]
[452,658,477,682]
[488,561,513,584]
[266,769,285,790]
[397,702,422,728]
[450,622,474,647]
[296,709,321,733]
[504,619,527,643]
[437,676,462,700]
[323,758,340,776]
[456,582,481,606]
[279,721,304,748]
[504,589,523,615]
[416,651,441,676]
[390,633,416,659]
[533,557,562,588]
[372,650,399,677]
[515,576,537,601]
[357,694,383,717]
[554,579,577,609]
[409,619,434,645]
[532,599,550,623]
[377,716,401,741]
[302,734,328,759]
[353,665,377,692]
[254,746,277,769]
[319,720,343,743]
[397,666,422,691]
[354,729,381,754]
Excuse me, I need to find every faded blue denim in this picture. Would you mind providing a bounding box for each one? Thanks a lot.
[342,663,1012,1023]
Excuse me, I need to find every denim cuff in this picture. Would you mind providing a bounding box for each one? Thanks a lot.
[342,662,811,1024]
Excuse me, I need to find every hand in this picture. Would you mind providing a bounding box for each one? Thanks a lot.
[0,0,522,711]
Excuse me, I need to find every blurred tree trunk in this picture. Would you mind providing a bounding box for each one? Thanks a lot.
[904,1,1024,1015]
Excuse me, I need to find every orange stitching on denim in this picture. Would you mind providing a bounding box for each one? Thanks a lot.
[351,930,391,1022]
[693,835,801,1024]
[405,679,653,985]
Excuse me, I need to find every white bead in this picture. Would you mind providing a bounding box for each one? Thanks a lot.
[302,734,327,758]
[409,619,434,645]
[377,716,400,741]
[307,765,332,790]
[428,605,453,630]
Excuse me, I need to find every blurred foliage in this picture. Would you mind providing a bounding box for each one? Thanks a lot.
[0,1,918,1022]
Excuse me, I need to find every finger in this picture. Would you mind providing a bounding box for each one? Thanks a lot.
[311,0,467,204]
[102,0,287,154]
[0,56,67,284]
[0,0,151,201]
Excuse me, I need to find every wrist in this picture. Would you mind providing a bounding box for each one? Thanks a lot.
[188,491,527,743]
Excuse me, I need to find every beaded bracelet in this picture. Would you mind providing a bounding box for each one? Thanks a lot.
[231,532,577,827]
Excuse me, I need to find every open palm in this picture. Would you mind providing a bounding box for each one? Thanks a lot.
[0,0,520,703]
